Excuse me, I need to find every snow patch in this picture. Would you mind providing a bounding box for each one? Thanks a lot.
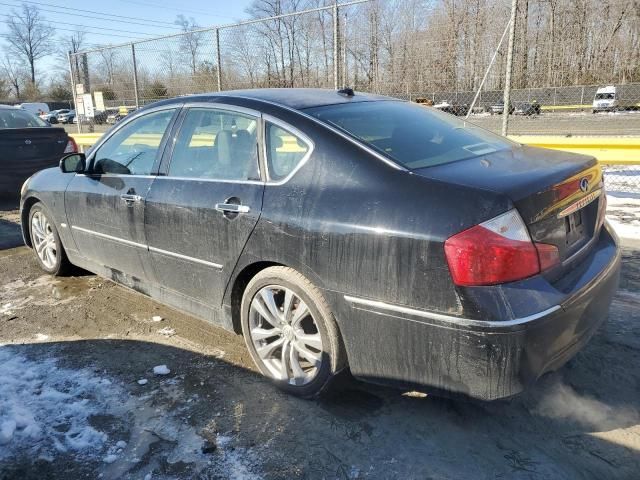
[607,194,640,241]
[0,347,122,461]
[157,327,175,337]
[153,365,170,375]
[137,378,148,385]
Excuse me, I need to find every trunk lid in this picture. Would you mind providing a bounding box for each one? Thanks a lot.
[0,127,69,192]
[414,145,605,276]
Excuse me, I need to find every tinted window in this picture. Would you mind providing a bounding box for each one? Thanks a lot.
[0,109,48,128]
[595,93,615,100]
[92,109,175,175]
[306,101,513,169]
[266,123,309,181]
[168,108,259,181]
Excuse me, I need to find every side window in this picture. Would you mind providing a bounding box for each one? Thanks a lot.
[168,108,259,181]
[92,109,175,175]
[265,123,310,181]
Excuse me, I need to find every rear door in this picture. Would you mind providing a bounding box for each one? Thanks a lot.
[65,106,179,281]
[144,104,264,307]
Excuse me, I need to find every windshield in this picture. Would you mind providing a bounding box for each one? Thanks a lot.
[0,109,49,128]
[305,101,513,169]
[595,93,615,100]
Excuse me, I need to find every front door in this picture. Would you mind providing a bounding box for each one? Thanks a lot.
[65,107,179,281]
[144,105,264,307]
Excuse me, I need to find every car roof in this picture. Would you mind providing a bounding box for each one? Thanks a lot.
[171,88,398,111]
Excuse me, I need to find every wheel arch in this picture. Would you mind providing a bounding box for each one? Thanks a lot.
[226,258,331,336]
[21,195,42,247]
[228,261,284,334]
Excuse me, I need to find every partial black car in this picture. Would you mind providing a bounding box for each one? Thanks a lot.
[20,89,620,400]
[489,101,515,115]
[0,105,77,196]
[514,102,542,116]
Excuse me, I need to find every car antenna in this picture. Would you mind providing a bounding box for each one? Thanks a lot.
[337,87,355,97]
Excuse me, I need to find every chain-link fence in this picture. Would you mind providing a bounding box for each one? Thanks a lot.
[67,0,640,194]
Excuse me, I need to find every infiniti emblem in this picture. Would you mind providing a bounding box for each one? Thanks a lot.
[24,139,32,145]
[579,177,589,192]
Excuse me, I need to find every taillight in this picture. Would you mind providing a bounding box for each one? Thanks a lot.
[444,209,559,286]
[64,137,78,153]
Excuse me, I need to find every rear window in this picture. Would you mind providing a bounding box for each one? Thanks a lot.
[305,101,513,169]
[595,93,615,100]
[0,109,48,129]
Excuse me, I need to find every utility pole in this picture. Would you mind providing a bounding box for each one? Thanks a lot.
[333,1,340,90]
[501,0,518,136]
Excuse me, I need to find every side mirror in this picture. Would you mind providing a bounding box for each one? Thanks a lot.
[60,153,86,173]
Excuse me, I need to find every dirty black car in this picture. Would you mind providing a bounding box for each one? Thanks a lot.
[20,89,620,400]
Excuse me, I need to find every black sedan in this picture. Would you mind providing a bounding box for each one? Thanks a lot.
[1,105,77,196]
[19,89,620,400]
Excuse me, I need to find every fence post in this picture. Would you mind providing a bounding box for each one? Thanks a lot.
[580,85,585,106]
[501,0,518,136]
[333,1,340,90]
[216,28,223,92]
[67,51,82,134]
[131,43,140,108]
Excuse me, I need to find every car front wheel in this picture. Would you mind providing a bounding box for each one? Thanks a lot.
[241,266,347,398]
[29,203,70,276]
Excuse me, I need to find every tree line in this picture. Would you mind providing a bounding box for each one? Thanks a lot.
[2,0,638,104]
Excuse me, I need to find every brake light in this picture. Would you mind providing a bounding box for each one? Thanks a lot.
[444,209,559,286]
[63,137,78,153]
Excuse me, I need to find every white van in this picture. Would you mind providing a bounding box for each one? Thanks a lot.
[592,86,617,113]
[16,102,50,117]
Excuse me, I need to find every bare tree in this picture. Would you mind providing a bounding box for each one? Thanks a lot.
[175,15,203,76]
[60,31,86,81]
[5,4,54,84]
[0,54,27,100]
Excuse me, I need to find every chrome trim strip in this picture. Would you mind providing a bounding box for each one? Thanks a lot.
[76,174,157,179]
[148,246,223,270]
[343,295,561,328]
[262,113,315,185]
[153,176,264,186]
[71,226,223,270]
[71,226,147,249]
[181,101,261,119]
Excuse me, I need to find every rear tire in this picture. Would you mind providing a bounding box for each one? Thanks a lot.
[28,203,71,276]
[241,266,347,398]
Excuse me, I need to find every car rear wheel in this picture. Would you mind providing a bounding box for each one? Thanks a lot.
[241,266,347,398]
[29,203,70,276]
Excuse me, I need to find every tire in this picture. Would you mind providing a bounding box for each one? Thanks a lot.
[28,203,71,276]
[240,266,347,398]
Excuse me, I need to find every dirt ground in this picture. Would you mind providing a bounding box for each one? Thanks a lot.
[1,201,639,480]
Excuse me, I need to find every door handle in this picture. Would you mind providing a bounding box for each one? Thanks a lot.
[215,203,250,214]
[120,193,143,204]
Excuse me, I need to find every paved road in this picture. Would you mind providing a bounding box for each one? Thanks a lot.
[0,209,639,479]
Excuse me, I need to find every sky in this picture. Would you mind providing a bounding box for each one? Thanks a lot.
[1,0,254,70]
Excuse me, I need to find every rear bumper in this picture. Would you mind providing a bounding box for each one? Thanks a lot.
[338,226,621,400]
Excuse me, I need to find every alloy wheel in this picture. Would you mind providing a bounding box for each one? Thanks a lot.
[249,285,323,386]
[31,211,57,269]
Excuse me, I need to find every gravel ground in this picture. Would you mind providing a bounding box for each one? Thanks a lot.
[0,202,639,480]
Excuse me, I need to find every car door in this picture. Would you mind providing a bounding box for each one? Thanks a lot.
[144,104,265,307]
[65,106,179,281]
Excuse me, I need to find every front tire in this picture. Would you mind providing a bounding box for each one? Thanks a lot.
[29,203,70,276]
[241,266,347,398]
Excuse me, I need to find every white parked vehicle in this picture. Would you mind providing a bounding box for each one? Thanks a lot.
[592,85,639,113]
